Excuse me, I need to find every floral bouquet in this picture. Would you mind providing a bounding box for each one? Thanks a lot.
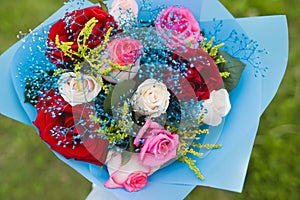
[0,0,288,199]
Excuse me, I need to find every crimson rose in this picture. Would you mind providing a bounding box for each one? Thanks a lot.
[33,90,108,165]
[46,6,118,68]
[172,47,223,100]
[180,67,210,100]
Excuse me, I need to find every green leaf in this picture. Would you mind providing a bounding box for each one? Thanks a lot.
[103,85,114,113]
[111,80,136,108]
[121,151,132,166]
[217,51,246,92]
[98,0,109,13]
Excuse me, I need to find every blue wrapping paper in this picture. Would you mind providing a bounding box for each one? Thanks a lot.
[0,0,288,198]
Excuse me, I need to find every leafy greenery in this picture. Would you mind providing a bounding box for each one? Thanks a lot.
[110,80,136,107]
[98,0,108,12]
[0,0,299,200]
[218,51,246,92]
[103,85,114,112]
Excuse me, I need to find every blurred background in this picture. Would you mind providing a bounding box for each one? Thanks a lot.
[0,0,299,199]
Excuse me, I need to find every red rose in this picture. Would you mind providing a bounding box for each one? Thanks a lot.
[46,6,118,68]
[180,67,210,100]
[172,47,223,100]
[33,90,108,166]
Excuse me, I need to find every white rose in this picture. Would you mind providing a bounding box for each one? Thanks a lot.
[132,79,170,118]
[202,89,231,126]
[109,0,139,26]
[57,72,102,106]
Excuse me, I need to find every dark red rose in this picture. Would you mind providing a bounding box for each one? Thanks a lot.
[46,6,118,68]
[180,67,210,100]
[33,90,108,166]
[172,47,223,100]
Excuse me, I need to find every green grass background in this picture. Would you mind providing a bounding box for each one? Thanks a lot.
[0,0,299,199]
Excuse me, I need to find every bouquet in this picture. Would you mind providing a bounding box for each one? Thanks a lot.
[0,0,288,198]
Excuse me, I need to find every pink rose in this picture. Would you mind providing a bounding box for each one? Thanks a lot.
[107,37,143,66]
[102,37,144,83]
[104,151,151,192]
[155,6,204,49]
[123,172,148,192]
[134,119,179,167]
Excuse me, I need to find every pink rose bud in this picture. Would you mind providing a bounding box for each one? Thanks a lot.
[123,172,148,192]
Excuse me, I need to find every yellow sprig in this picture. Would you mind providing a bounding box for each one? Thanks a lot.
[89,101,133,145]
[55,17,99,63]
[55,35,75,59]
[206,36,215,49]
[187,148,204,157]
[106,60,133,71]
[77,17,99,54]
[220,72,231,78]
[215,55,226,64]
[191,143,222,149]
[100,82,110,95]
[200,36,226,64]
[210,42,224,57]
[53,69,67,76]
[179,156,204,180]
[85,27,131,76]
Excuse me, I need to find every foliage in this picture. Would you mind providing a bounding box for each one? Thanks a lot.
[217,51,246,92]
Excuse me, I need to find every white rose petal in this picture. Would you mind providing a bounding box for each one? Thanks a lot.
[132,79,170,118]
[109,0,139,26]
[106,150,160,176]
[202,89,231,126]
[58,72,102,106]
[210,89,231,116]
[202,100,223,126]
[105,151,149,175]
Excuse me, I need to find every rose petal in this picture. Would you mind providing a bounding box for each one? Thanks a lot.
[211,89,231,116]
[104,177,123,189]
[202,100,223,126]
[106,152,150,185]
